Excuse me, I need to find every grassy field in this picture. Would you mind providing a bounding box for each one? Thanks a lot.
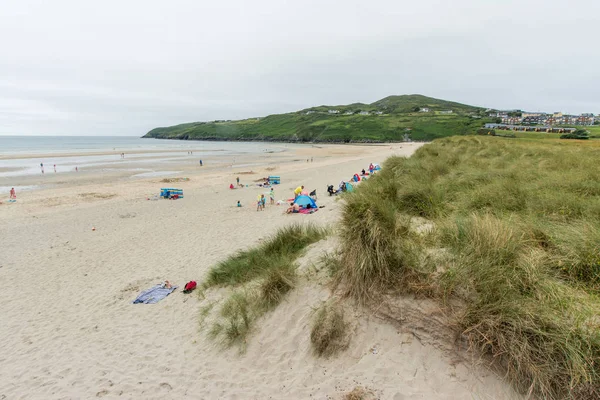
[144,94,491,142]
[336,137,600,399]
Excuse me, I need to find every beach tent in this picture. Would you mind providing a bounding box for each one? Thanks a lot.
[353,174,361,182]
[269,176,281,184]
[345,182,354,192]
[293,195,318,208]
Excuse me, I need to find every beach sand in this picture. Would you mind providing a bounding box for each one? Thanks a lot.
[0,143,521,399]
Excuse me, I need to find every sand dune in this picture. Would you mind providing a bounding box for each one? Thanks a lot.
[0,143,521,399]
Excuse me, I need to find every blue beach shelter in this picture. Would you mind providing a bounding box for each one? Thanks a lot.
[345,182,354,192]
[293,195,318,208]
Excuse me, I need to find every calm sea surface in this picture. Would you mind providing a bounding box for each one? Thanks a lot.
[0,136,302,180]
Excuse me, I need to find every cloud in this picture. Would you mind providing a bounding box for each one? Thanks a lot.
[1,0,599,135]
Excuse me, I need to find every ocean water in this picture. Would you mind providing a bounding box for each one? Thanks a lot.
[0,136,297,178]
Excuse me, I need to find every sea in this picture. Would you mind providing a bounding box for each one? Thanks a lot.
[0,136,301,191]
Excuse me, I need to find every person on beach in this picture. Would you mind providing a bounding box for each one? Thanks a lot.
[294,185,304,199]
[257,194,265,211]
[361,168,366,176]
[237,200,242,207]
[286,203,300,214]
[40,163,44,174]
[10,187,16,199]
[199,160,203,166]
[54,164,57,173]
[269,188,275,205]
[75,166,78,172]
[236,176,240,186]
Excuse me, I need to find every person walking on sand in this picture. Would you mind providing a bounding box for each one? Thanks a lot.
[269,188,275,205]
[294,185,304,199]
[40,163,44,174]
[54,164,56,173]
[199,159,203,166]
[10,187,16,199]
[236,176,240,187]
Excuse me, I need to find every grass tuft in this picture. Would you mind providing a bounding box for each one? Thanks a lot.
[205,223,328,288]
[310,302,349,357]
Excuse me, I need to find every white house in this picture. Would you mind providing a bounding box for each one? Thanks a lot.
[359,111,369,115]
[344,111,353,115]
[440,110,453,114]
[328,110,340,114]
[420,108,430,113]
[374,111,383,115]
[305,111,315,115]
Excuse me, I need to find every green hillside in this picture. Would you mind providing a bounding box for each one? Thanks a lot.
[144,94,491,142]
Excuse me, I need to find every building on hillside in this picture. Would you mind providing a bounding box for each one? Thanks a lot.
[359,111,370,115]
[344,111,353,115]
[502,116,522,125]
[439,110,453,114]
[374,111,383,115]
[579,113,595,125]
[328,110,340,114]
[305,111,315,115]
[420,108,430,113]
[522,116,542,125]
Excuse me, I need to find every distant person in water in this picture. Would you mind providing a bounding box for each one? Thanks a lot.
[54,164,57,173]
[40,163,44,174]
[10,187,16,199]
[199,160,203,166]
[75,166,78,172]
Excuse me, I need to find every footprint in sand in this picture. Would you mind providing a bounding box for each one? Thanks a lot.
[160,382,173,391]
[96,389,109,397]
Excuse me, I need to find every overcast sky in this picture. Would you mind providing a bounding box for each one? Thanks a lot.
[1,0,599,136]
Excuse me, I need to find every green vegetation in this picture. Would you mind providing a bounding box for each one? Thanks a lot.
[336,137,600,398]
[310,301,349,357]
[561,129,590,140]
[144,94,491,142]
[205,224,328,288]
[204,224,327,348]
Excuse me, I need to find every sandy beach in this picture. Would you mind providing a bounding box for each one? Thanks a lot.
[0,142,520,399]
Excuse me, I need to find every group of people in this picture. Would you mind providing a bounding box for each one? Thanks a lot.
[256,188,275,211]
[39,163,77,173]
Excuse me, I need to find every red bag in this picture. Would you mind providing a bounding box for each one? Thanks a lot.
[183,281,197,293]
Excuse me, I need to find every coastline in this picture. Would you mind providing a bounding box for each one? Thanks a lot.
[0,142,519,399]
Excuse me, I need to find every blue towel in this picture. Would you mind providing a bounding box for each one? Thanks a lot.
[132,284,178,304]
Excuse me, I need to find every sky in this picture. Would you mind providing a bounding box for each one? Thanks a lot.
[1,0,599,136]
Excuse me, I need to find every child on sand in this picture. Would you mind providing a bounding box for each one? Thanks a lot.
[257,194,265,211]
[237,200,242,207]
[269,188,275,205]
[10,187,16,199]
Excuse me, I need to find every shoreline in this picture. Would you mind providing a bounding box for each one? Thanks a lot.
[0,142,519,399]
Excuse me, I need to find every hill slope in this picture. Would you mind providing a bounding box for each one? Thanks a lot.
[144,95,490,142]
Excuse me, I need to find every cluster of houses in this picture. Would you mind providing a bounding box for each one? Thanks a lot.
[488,111,596,126]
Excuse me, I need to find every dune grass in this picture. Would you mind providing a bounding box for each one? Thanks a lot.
[205,223,328,288]
[310,301,349,357]
[204,224,326,348]
[336,136,600,398]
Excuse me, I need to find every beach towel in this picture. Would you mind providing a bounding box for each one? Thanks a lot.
[132,284,178,304]
[298,208,318,214]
